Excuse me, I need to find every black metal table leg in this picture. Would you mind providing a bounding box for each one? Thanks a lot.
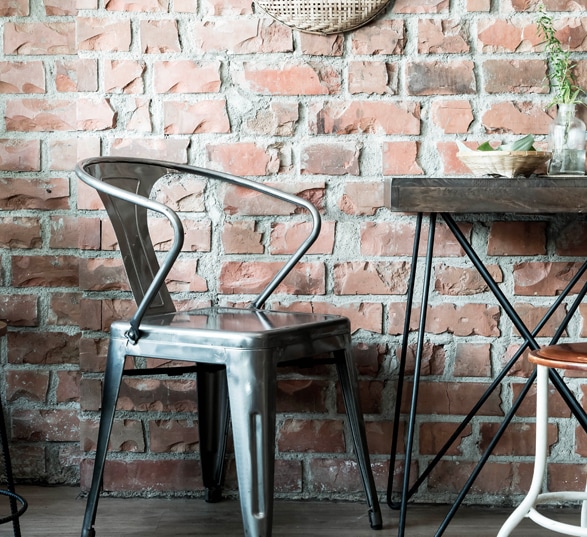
[388,212,587,537]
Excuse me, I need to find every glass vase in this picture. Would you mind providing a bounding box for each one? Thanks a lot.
[547,103,586,175]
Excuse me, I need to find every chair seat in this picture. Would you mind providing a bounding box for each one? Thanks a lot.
[111,307,350,358]
[528,342,587,371]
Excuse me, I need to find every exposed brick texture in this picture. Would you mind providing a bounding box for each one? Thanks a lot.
[0,0,586,508]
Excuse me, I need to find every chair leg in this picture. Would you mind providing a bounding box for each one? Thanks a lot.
[197,364,229,503]
[81,342,126,537]
[335,344,383,530]
[226,351,276,537]
[497,364,550,537]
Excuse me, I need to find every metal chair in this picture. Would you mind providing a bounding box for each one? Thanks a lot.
[76,157,382,537]
[498,342,587,537]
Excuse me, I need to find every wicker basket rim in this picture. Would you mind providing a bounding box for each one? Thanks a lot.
[255,0,391,35]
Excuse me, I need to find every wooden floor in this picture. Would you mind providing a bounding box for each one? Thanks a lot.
[4,485,582,536]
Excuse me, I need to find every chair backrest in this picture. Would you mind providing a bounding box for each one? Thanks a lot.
[76,157,321,342]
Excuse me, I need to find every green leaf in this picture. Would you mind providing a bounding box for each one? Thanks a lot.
[476,141,495,151]
[498,134,535,151]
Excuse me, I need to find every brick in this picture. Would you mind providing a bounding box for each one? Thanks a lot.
[109,138,189,161]
[235,62,341,95]
[44,0,79,15]
[487,221,547,255]
[12,409,80,442]
[81,419,145,452]
[4,22,76,55]
[418,19,470,53]
[6,370,50,402]
[479,421,558,456]
[55,59,98,92]
[12,255,80,287]
[1,0,29,16]
[0,139,41,171]
[0,295,38,326]
[482,102,552,135]
[308,101,420,135]
[104,60,145,93]
[548,463,587,492]
[434,263,498,295]
[483,60,547,94]
[419,421,473,456]
[8,331,80,365]
[82,458,202,492]
[397,342,446,376]
[340,182,385,216]
[207,142,279,175]
[279,301,383,334]
[79,336,109,372]
[0,61,45,93]
[79,258,128,291]
[392,0,449,13]
[350,20,406,55]
[222,221,263,254]
[382,141,423,175]
[277,379,329,413]
[555,220,587,255]
[333,261,410,295]
[6,98,115,132]
[140,20,180,53]
[193,20,293,54]
[406,60,475,95]
[154,60,221,93]
[514,261,587,296]
[106,0,167,10]
[454,343,492,377]
[277,419,345,452]
[477,18,541,52]
[301,143,360,175]
[77,18,131,51]
[245,102,299,136]
[224,182,325,215]
[270,221,335,255]
[308,458,368,493]
[164,100,230,134]
[126,97,152,131]
[0,217,41,248]
[117,378,198,412]
[348,61,398,95]
[50,215,91,249]
[48,137,100,170]
[219,261,325,295]
[48,292,83,326]
[430,100,474,134]
[299,33,344,56]
[201,0,252,14]
[513,302,570,338]
[401,381,503,416]
[149,420,199,453]
[56,370,81,403]
[466,0,490,11]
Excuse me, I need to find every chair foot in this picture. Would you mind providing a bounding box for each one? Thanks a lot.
[205,486,223,503]
[81,528,96,537]
[369,508,383,530]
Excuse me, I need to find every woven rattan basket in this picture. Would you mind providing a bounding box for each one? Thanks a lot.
[255,0,391,34]
[457,151,552,178]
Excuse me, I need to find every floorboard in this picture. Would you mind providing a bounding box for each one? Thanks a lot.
[2,486,582,537]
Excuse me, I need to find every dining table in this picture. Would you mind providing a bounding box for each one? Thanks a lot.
[383,175,587,537]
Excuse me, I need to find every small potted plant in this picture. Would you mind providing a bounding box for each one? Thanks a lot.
[536,4,586,175]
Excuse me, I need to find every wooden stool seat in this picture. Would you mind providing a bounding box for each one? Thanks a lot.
[498,343,587,537]
[529,342,587,371]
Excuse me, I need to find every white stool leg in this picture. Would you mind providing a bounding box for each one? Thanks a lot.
[497,365,550,537]
[581,480,587,528]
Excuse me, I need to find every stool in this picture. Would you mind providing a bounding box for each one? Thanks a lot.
[498,342,587,537]
[0,321,27,537]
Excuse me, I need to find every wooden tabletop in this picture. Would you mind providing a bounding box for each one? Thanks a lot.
[384,176,587,214]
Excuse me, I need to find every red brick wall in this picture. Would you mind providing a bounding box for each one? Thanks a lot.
[1,0,587,506]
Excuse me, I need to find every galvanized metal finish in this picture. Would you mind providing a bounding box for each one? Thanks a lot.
[76,157,382,537]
